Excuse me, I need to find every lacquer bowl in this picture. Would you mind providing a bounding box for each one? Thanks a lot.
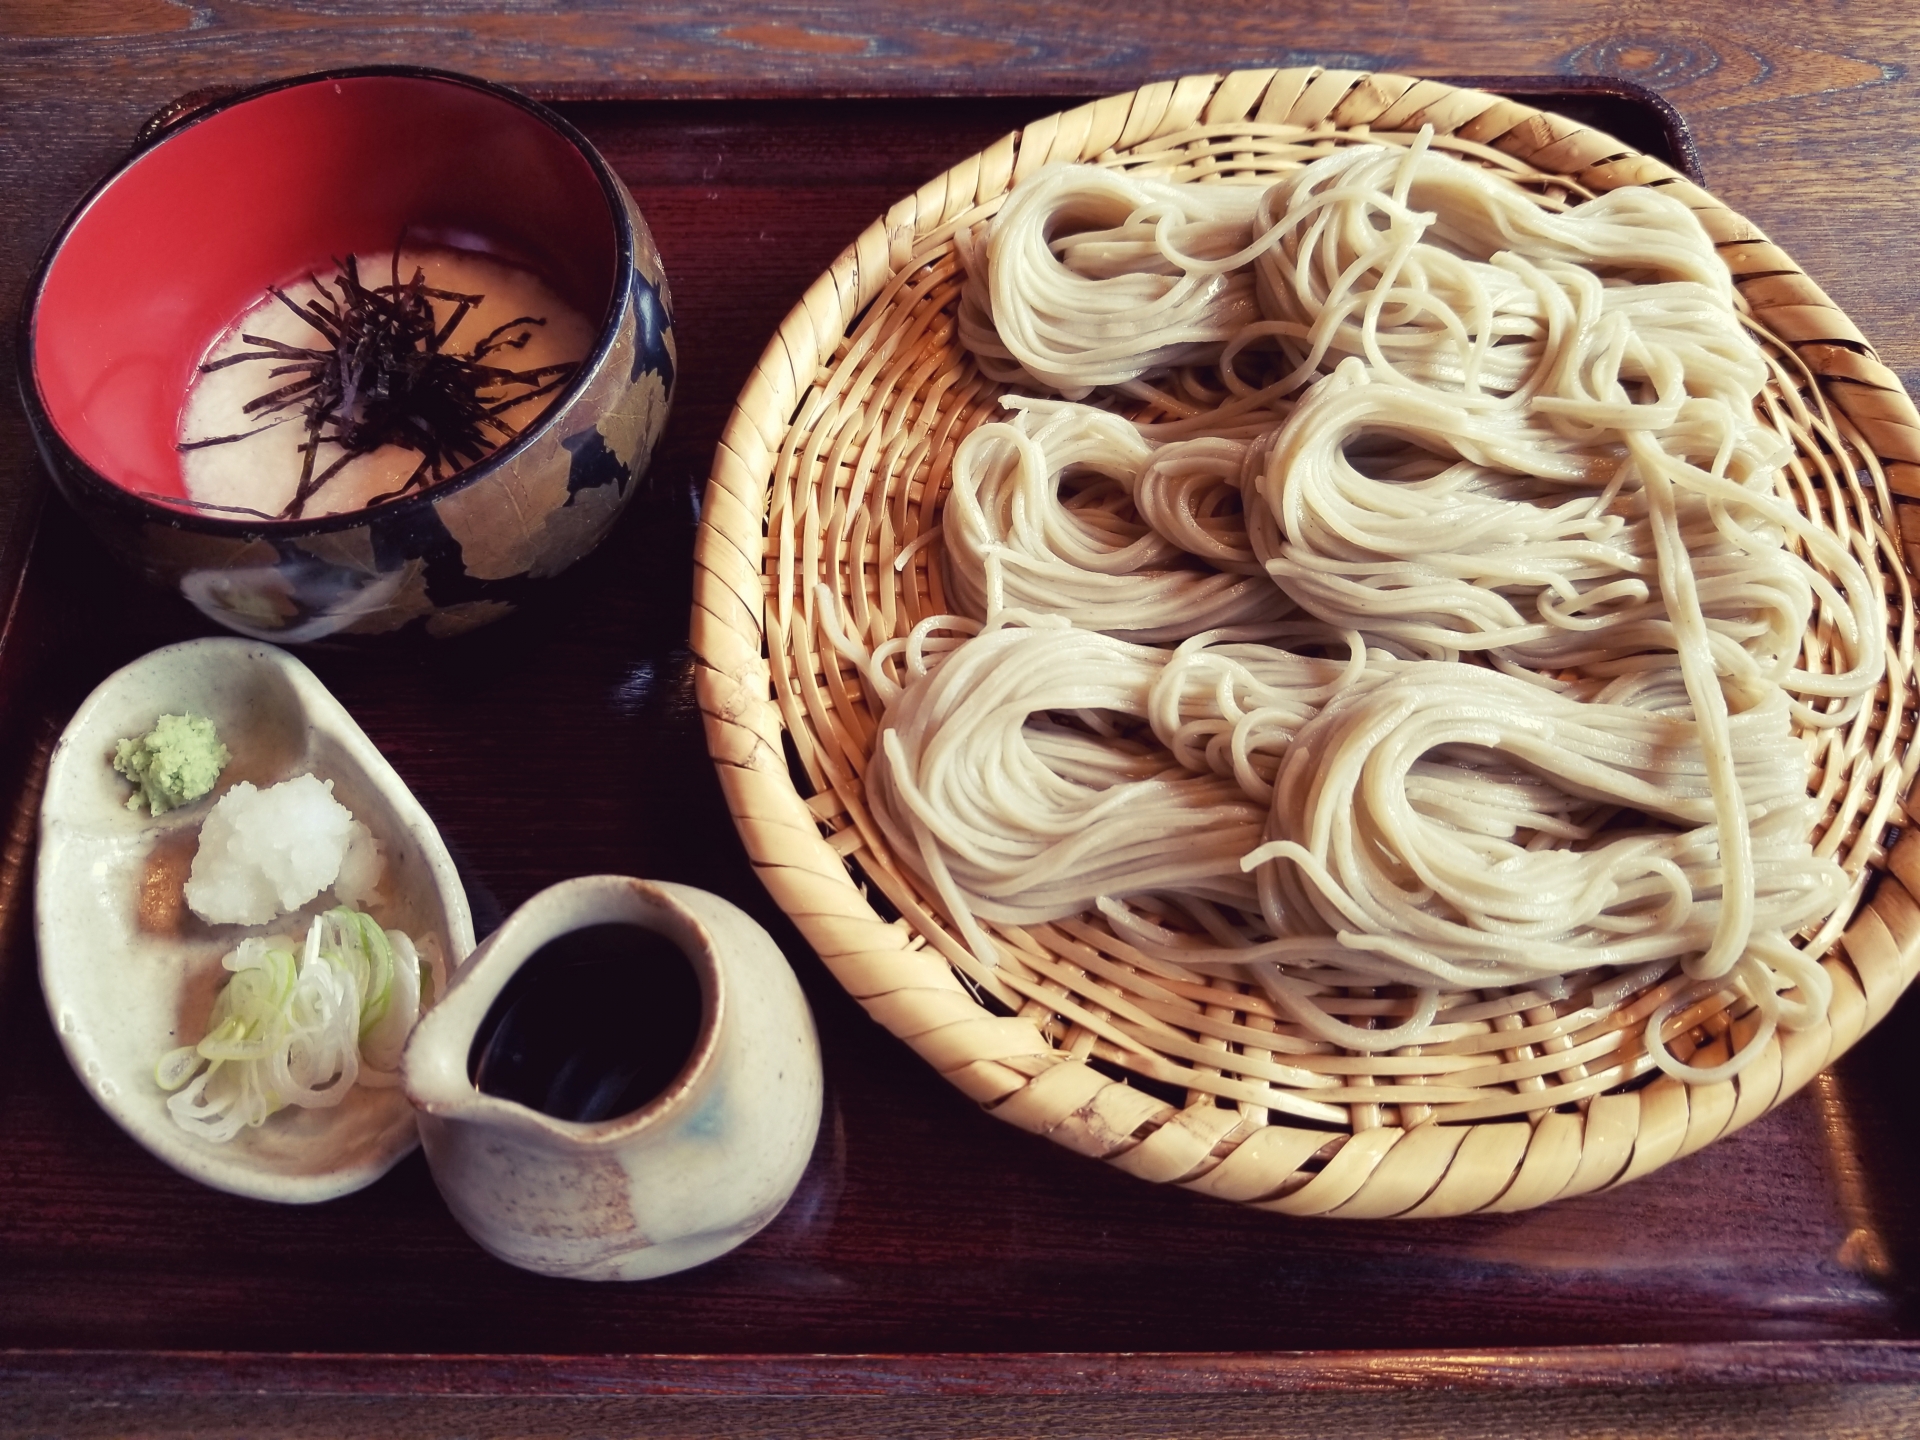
[19,66,676,642]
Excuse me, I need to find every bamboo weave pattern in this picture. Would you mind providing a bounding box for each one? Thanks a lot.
[693,70,1920,1216]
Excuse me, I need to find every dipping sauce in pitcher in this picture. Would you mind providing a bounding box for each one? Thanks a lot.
[467,922,704,1123]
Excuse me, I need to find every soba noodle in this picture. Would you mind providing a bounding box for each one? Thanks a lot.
[944,397,1292,640]
[1244,139,1745,403]
[957,166,1266,398]
[1246,664,1844,989]
[846,132,1886,1090]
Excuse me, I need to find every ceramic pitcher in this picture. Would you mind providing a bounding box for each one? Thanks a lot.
[403,876,822,1281]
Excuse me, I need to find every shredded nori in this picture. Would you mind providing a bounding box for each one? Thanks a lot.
[178,253,578,519]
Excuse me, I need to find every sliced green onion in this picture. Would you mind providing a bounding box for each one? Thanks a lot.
[158,906,429,1142]
[155,1046,202,1092]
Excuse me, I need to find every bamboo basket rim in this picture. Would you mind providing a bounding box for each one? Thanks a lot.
[692,67,1920,1218]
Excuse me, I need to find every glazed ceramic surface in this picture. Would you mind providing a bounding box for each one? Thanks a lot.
[35,638,475,1201]
[404,877,823,1281]
[20,68,676,642]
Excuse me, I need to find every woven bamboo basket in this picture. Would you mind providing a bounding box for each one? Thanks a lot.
[693,69,1920,1217]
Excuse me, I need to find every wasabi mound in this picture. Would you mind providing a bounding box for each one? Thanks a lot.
[113,713,228,815]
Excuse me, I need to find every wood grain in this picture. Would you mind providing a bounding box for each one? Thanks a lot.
[8,1381,1920,1440]
[5,5,1920,1433]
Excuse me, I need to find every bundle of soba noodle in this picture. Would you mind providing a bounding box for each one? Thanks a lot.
[942,400,1291,639]
[848,130,1886,1087]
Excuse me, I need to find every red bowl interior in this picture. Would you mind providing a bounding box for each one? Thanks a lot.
[31,73,619,508]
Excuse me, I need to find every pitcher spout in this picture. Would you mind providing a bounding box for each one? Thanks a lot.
[401,994,485,1116]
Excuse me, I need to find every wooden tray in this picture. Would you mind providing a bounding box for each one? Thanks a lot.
[5,86,1920,1436]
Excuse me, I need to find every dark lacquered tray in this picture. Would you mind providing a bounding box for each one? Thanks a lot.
[4,84,1919,1437]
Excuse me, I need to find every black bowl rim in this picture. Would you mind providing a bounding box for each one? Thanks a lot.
[16,64,642,541]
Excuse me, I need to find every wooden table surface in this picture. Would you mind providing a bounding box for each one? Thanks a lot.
[7,5,1920,1437]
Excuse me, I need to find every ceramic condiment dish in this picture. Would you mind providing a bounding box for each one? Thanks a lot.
[35,638,474,1202]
